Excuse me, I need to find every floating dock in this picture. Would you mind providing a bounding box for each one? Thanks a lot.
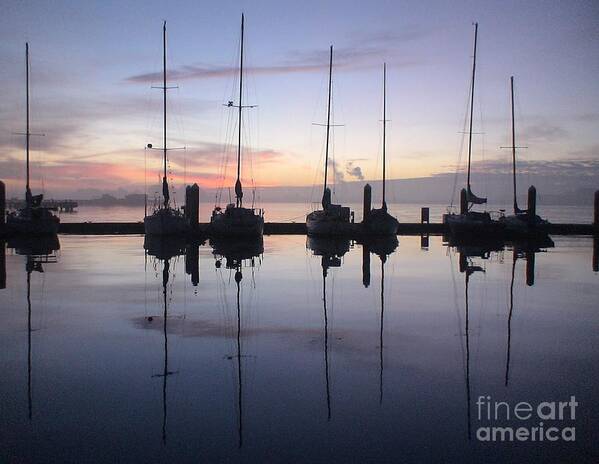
[0,221,586,236]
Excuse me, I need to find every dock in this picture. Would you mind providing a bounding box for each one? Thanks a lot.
[18,221,596,236]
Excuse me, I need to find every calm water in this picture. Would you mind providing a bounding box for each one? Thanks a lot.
[0,235,598,463]
[55,202,596,224]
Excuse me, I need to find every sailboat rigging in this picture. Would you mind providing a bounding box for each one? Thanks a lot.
[500,76,550,236]
[443,23,503,239]
[209,14,264,238]
[306,46,353,236]
[361,63,399,236]
[7,43,59,236]
[144,22,190,236]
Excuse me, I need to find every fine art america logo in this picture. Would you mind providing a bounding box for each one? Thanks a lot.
[476,396,578,442]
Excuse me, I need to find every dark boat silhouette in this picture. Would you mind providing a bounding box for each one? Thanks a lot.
[143,22,190,236]
[209,14,264,239]
[499,76,551,239]
[7,43,59,236]
[443,23,504,239]
[306,47,354,237]
[361,63,399,236]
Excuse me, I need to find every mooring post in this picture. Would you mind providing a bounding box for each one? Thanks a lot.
[460,188,467,215]
[593,237,598,273]
[185,183,200,230]
[421,207,430,224]
[594,190,599,229]
[0,241,5,290]
[363,184,372,221]
[0,180,5,230]
[527,185,537,225]
[362,243,371,288]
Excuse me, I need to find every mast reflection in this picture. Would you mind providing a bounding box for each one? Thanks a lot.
[307,237,350,421]
[504,237,554,387]
[211,238,263,448]
[7,235,60,421]
[453,240,495,441]
[359,237,398,405]
[143,237,185,445]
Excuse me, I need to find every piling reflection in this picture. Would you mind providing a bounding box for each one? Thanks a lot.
[7,236,60,421]
[211,238,262,448]
[307,237,351,420]
[144,235,202,287]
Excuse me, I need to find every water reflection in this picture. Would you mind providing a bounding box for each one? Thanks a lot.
[449,235,556,440]
[307,237,351,420]
[6,236,60,421]
[211,238,262,449]
[504,237,554,387]
[1,235,597,462]
[359,236,398,405]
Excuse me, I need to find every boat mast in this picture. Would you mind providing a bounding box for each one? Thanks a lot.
[25,43,31,204]
[510,76,519,214]
[382,63,387,211]
[161,22,169,210]
[466,23,477,201]
[235,14,245,208]
[322,45,333,208]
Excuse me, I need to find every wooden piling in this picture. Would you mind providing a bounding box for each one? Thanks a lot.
[593,237,598,273]
[527,185,537,225]
[594,190,599,228]
[363,184,372,221]
[0,241,5,290]
[0,180,5,229]
[185,183,200,229]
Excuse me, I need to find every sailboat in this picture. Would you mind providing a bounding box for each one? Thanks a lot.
[144,22,190,236]
[6,43,60,236]
[443,23,503,238]
[500,76,550,237]
[306,46,353,236]
[361,63,399,236]
[209,14,264,238]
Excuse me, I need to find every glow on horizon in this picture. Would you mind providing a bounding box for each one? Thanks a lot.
[0,0,598,199]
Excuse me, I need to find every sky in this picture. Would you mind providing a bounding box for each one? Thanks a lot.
[0,0,598,200]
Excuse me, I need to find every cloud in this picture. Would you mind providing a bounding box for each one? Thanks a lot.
[520,122,568,142]
[125,27,425,84]
[345,160,364,180]
[438,157,599,178]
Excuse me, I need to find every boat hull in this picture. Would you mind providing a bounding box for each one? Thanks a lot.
[6,208,60,236]
[144,208,190,236]
[306,210,354,236]
[360,208,399,236]
[501,214,550,240]
[443,211,505,239]
[209,206,264,238]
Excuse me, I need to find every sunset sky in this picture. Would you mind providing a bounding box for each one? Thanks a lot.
[0,0,597,199]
